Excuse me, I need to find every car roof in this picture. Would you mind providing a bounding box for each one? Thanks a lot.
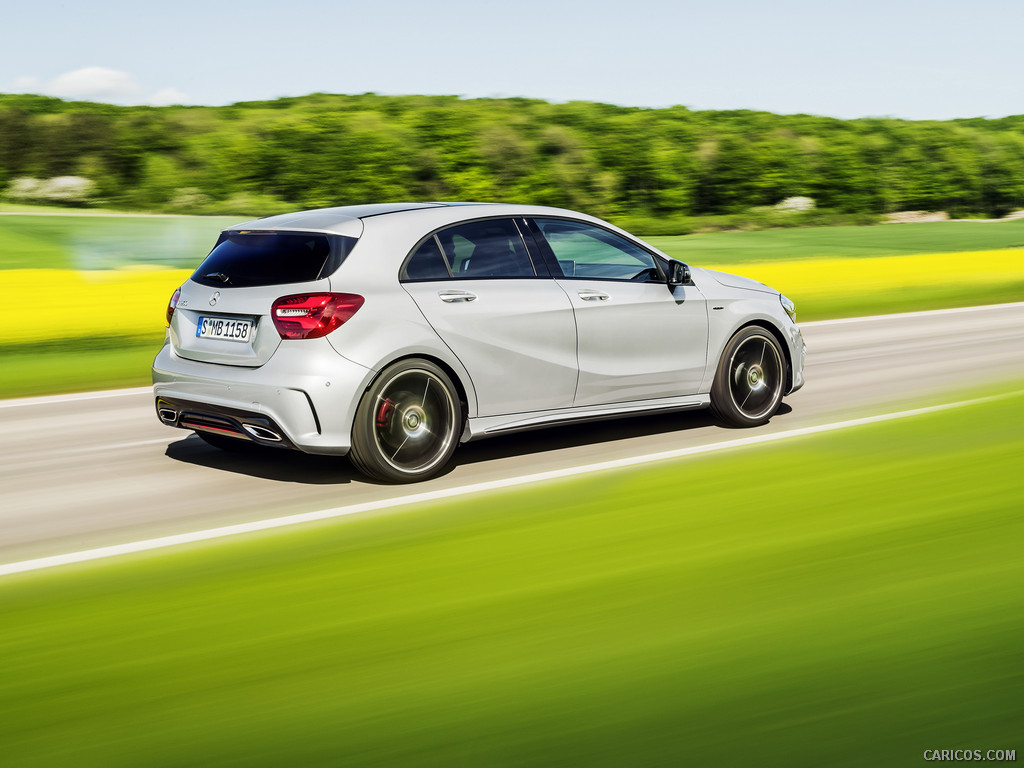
[227,202,486,235]
[225,202,607,238]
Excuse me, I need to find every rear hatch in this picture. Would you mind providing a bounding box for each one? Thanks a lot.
[170,230,358,366]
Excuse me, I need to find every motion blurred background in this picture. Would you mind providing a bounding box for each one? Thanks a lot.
[1,1,1023,766]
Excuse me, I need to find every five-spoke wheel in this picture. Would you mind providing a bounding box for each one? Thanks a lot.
[710,327,786,427]
[349,358,462,482]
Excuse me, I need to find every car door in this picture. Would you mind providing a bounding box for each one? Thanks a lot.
[400,217,579,417]
[530,217,709,407]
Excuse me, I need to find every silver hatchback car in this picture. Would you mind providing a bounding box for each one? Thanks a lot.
[154,202,805,482]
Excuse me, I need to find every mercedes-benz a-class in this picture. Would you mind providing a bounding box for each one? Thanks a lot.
[153,203,805,482]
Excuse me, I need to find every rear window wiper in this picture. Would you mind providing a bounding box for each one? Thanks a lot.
[203,271,232,284]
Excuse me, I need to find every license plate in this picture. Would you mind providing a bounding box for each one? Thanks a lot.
[196,316,254,343]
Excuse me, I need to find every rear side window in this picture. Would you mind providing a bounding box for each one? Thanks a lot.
[404,236,452,280]
[402,219,539,281]
[191,232,357,288]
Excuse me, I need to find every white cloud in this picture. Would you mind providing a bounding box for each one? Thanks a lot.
[148,87,190,106]
[46,66,144,102]
[8,67,189,107]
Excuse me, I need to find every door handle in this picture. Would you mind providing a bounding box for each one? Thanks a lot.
[577,290,610,301]
[438,290,477,303]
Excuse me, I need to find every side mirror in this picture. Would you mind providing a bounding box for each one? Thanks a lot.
[666,259,691,286]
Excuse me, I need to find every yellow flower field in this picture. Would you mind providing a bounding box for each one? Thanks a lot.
[719,249,1024,303]
[0,267,192,345]
[0,249,1022,346]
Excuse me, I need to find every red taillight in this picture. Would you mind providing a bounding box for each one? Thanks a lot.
[166,287,181,326]
[271,293,364,340]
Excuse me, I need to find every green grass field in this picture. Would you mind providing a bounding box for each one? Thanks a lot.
[648,219,1024,264]
[0,344,160,398]
[2,388,1022,766]
[0,213,239,270]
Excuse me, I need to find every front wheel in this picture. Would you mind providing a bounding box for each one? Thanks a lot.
[349,359,462,483]
[710,327,786,427]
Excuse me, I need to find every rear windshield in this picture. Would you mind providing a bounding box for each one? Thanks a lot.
[190,232,357,288]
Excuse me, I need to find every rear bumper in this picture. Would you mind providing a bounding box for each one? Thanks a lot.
[152,338,376,455]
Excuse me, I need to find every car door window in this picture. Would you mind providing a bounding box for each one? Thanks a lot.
[533,218,663,282]
[402,219,539,281]
[403,235,452,280]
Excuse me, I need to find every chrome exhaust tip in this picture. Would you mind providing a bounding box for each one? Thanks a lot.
[158,407,177,423]
[242,424,283,442]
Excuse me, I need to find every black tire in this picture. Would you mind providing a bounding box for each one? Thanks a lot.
[710,326,786,427]
[349,358,462,483]
[195,431,263,453]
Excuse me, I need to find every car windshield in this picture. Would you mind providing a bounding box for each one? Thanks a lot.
[191,232,357,288]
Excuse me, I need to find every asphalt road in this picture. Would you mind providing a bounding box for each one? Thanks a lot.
[3,303,1023,566]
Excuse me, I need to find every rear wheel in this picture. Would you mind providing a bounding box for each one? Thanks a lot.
[710,327,786,427]
[349,359,462,483]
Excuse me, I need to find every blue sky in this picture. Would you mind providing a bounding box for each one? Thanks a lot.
[3,0,1023,120]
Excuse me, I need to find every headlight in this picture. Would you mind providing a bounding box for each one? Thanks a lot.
[779,294,796,323]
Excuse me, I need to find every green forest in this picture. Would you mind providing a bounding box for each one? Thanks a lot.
[3,92,1024,230]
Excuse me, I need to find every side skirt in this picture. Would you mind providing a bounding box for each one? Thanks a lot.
[462,394,711,442]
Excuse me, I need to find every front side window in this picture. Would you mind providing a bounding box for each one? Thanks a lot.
[402,219,538,281]
[533,218,662,282]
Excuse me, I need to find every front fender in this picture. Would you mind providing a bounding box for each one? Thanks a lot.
[692,269,803,393]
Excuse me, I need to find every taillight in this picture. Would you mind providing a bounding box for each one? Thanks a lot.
[166,287,181,326]
[271,293,364,340]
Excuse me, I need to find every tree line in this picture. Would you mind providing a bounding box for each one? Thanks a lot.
[2,92,1024,226]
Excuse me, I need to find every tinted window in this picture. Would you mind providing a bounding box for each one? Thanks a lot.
[403,219,537,280]
[534,219,661,282]
[403,236,451,280]
[446,220,536,278]
[191,232,356,288]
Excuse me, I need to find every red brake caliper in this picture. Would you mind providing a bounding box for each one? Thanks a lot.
[376,397,396,429]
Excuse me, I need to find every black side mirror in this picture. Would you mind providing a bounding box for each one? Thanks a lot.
[666,259,691,286]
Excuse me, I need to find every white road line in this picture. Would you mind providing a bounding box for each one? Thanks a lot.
[0,386,152,409]
[801,301,1024,327]
[59,437,173,455]
[7,438,174,466]
[1,392,1016,578]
